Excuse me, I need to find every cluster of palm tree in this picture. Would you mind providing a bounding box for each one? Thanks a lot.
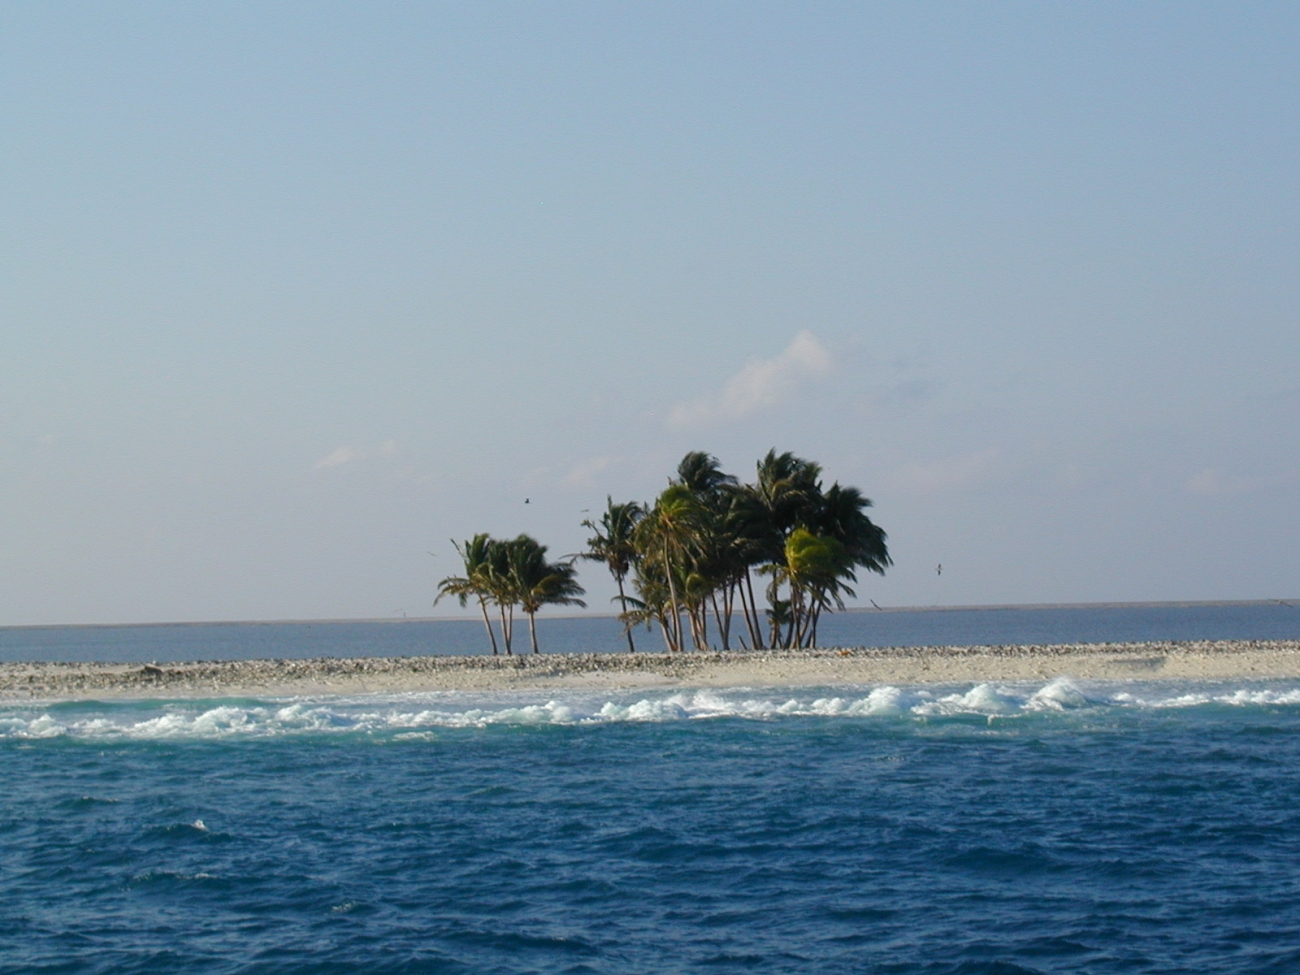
[435,534,585,654]
[582,450,890,651]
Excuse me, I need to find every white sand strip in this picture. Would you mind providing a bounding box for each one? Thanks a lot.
[2,640,1299,700]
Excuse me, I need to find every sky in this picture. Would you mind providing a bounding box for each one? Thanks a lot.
[2,2,1297,626]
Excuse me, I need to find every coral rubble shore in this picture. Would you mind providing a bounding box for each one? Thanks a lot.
[2,640,1299,700]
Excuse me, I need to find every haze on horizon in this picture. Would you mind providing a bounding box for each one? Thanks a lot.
[2,3,1297,627]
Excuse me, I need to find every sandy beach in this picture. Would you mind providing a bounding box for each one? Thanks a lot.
[1,639,1298,700]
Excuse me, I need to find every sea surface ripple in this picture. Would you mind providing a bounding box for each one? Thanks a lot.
[4,680,1300,974]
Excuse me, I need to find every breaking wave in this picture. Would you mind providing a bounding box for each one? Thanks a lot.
[5,678,1300,741]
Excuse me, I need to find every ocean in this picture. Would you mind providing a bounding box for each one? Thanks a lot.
[3,603,1300,974]
[3,600,1298,663]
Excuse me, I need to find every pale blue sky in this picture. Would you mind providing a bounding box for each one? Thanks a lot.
[2,2,1297,625]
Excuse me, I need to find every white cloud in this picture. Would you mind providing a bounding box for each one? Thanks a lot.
[313,440,400,471]
[885,449,1002,495]
[669,331,832,428]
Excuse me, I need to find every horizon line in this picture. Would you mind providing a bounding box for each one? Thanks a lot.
[2,598,1295,632]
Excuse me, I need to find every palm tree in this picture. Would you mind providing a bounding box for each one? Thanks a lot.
[740,451,889,648]
[633,484,706,651]
[753,449,823,540]
[621,560,677,653]
[817,482,891,576]
[480,536,520,654]
[721,483,774,649]
[580,498,645,651]
[673,452,740,649]
[505,535,587,654]
[729,451,825,647]
[675,451,737,497]
[435,534,500,655]
[781,527,854,647]
[440,450,888,656]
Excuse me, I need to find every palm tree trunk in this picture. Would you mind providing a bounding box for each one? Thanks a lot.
[711,591,729,651]
[723,582,736,649]
[498,604,513,655]
[737,575,757,649]
[788,585,802,649]
[615,575,636,652]
[528,611,540,654]
[656,610,675,652]
[791,587,805,648]
[744,570,765,649]
[478,597,499,655]
[663,540,683,652]
[694,603,708,651]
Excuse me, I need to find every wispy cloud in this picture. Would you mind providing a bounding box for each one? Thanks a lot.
[314,439,399,470]
[314,446,357,469]
[669,331,832,428]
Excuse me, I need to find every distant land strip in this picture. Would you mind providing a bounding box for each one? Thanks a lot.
[3,640,1300,700]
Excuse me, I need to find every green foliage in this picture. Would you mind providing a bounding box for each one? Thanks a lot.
[620,449,891,650]
[438,533,585,655]
[435,533,502,655]
[580,498,646,650]
[440,449,888,654]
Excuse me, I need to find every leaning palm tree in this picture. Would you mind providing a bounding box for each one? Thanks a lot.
[673,452,742,649]
[620,565,676,652]
[727,451,822,647]
[485,537,522,654]
[753,449,823,539]
[505,535,587,654]
[675,450,737,498]
[435,534,500,655]
[817,482,891,576]
[573,450,891,650]
[780,527,854,647]
[634,484,707,651]
[721,482,774,649]
[581,498,645,651]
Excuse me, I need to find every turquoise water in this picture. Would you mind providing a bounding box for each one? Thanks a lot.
[3,601,1297,662]
[4,679,1300,973]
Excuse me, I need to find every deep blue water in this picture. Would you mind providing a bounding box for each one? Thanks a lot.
[2,601,1298,663]
[4,680,1300,974]
[4,607,1300,972]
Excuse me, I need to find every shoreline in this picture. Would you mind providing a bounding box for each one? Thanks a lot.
[3,640,1300,701]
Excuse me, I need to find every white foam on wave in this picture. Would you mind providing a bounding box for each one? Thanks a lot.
[912,683,1023,717]
[4,678,1300,740]
[1028,677,1093,711]
[1114,686,1300,708]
